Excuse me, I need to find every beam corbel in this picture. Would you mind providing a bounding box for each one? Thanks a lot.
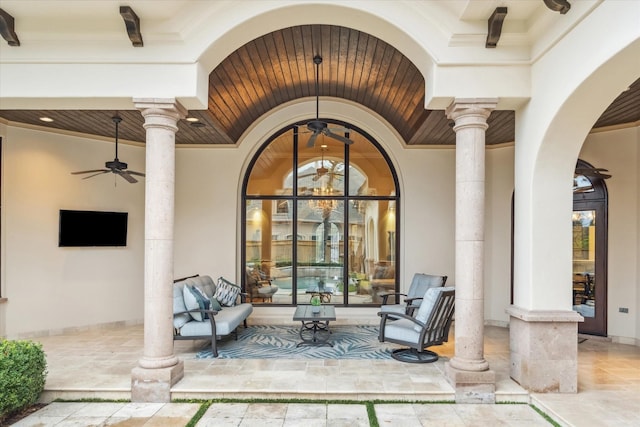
[486,7,507,48]
[0,8,20,46]
[120,6,143,47]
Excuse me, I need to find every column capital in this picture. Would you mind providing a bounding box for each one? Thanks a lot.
[133,98,188,121]
[446,98,498,123]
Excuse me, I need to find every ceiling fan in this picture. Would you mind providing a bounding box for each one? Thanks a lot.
[306,55,353,148]
[573,165,611,193]
[575,166,611,180]
[71,116,145,184]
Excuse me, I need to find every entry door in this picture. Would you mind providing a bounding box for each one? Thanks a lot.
[572,204,607,335]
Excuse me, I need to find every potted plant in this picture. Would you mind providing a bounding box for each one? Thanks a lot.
[310,295,321,313]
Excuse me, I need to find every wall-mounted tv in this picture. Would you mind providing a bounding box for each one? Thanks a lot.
[58,210,128,247]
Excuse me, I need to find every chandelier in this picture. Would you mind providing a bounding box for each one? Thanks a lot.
[309,187,338,217]
[308,144,339,217]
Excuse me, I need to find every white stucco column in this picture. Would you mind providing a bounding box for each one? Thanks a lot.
[444,98,498,403]
[131,98,187,402]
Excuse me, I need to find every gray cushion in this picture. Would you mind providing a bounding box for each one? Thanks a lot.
[383,318,421,342]
[414,286,455,332]
[179,303,253,336]
[173,282,191,329]
[379,304,406,315]
[190,275,216,298]
[406,273,446,301]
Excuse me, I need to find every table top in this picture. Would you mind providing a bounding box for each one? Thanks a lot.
[293,305,336,321]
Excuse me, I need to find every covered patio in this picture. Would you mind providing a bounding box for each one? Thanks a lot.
[1,0,639,413]
[33,322,640,426]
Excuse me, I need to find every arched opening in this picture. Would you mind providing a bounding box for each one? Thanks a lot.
[573,159,608,336]
[242,120,400,306]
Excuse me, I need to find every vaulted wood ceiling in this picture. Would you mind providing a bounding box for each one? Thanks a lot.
[0,25,638,146]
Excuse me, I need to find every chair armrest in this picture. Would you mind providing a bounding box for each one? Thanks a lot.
[377,311,425,328]
[404,297,423,305]
[239,292,249,304]
[174,308,219,317]
[379,292,407,305]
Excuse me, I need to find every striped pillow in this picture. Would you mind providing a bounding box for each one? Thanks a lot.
[214,277,241,306]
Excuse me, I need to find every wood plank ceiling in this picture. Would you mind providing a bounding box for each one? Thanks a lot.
[0,25,638,146]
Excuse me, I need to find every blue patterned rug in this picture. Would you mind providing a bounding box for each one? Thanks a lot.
[196,324,400,359]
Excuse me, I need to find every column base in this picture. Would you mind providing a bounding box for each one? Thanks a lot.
[445,363,496,403]
[131,360,184,402]
[507,306,582,393]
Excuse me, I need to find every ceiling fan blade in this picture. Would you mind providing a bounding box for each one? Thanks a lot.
[323,129,353,145]
[307,131,320,147]
[575,168,610,174]
[575,168,611,179]
[126,170,145,177]
[80,170,111,180]
[117,170,138,183]
[71,169,109,175]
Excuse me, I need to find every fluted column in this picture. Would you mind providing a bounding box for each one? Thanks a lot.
[445,98,497,403]
[131,98,186,402]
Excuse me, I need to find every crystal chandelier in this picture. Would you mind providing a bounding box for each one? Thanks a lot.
[309,187,338,217]
[308,145,338,217]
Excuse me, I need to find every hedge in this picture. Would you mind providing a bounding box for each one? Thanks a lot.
[0,339,48,421]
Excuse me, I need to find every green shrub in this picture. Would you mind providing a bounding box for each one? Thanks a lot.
[0,339,48,421]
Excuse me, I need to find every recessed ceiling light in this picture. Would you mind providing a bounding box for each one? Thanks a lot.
[186,117,199,122]
[190,122,205,128]
[39,117,54,122]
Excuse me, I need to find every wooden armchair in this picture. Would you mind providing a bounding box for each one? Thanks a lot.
[378,286,455,363]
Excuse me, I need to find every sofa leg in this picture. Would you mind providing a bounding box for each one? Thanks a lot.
[244,319,248,328]
[211,339,218,357]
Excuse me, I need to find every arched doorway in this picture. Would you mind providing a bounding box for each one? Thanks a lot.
[242,121,400,306]
[573,159,608,336]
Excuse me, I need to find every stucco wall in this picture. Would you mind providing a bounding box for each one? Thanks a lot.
[1,123,638,343]
[1,126,146,337]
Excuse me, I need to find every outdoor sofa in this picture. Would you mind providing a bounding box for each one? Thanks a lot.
[172,274,253,357]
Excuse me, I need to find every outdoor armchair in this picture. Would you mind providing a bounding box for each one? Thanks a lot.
[378,286,455,363]
[379,273,447,316]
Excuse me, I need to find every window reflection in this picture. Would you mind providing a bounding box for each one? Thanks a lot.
[572,210,595,318]
[243,124,398,306]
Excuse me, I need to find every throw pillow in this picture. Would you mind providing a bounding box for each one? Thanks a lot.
[192,285,211,309]
[209,297,223,311]
[214,277,241,306]
[183,284,203,321]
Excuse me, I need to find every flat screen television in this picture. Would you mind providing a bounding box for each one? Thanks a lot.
[58,210,128,247]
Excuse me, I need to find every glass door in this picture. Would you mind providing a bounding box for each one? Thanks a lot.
[573,163,608,336]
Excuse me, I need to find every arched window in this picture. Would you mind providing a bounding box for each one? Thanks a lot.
[242,121,400,306]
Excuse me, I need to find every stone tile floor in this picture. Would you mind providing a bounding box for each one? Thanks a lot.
[12,401,553,426]
[9,324,640,426]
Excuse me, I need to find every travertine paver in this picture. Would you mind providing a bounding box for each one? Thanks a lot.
[10,401,563,427]
[24,324,640,426]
